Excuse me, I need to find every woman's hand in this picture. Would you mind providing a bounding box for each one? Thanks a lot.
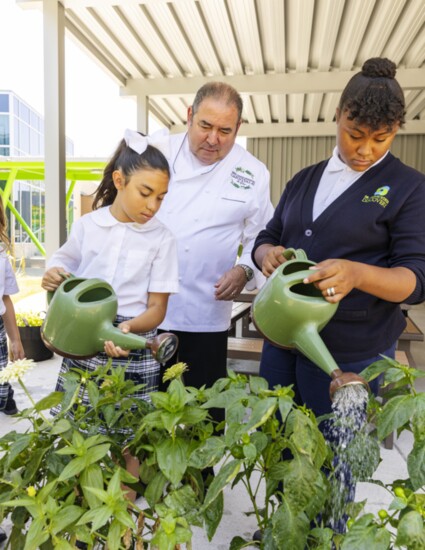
[41,267,70,292]
[261,245,287,277]
[303,259,358,302]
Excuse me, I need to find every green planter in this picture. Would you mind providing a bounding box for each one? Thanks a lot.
[19,326,53,361]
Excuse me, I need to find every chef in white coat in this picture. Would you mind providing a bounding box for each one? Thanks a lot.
[157,82,273,414]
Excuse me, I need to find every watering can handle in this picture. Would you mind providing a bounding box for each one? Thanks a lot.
[282,248,308,261]
[47,272,75,305]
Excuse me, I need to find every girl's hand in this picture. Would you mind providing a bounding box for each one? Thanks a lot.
[104,340,130,358]
[103,322,132,357]
[9,340,25,360]
[262,246,287,277]
[303,259,357,302]
[41,267,70,291]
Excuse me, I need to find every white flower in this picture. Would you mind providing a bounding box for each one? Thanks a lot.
[0,359,35,383]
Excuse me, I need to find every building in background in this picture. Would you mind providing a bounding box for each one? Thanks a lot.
[0,90,74,264]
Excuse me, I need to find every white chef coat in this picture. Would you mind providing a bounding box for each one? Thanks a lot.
[0,251,19,316]
[157,133,274,332]
[47,207,179,317]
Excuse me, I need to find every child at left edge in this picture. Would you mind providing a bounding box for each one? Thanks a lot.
[0,198,25,418]
[41,129,179,501]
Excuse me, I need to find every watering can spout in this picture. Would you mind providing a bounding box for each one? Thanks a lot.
[41,276,178,363]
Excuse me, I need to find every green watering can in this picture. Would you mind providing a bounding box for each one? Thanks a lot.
[251,248,367,396]
[41,276,178,363]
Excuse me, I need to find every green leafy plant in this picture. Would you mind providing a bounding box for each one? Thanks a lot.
[340,356,425,549]
[15,311,45,328]
[1,357,424,549]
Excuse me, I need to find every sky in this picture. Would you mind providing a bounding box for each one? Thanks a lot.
[0,0,143,157]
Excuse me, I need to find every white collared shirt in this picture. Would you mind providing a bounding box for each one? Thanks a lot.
[0,251,19,315]
[156,133,274,332]
[313,147,388,220]
[47,207,179,317]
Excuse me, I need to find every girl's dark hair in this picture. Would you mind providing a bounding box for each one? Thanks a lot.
[92,135,170,209]
[338,57,406,130]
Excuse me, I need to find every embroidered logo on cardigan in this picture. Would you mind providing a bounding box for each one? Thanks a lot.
[230,166,255,190]
[362,186,390,208]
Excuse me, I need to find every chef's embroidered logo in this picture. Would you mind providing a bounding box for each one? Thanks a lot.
[362,186,390,208]
[230,166,255,189]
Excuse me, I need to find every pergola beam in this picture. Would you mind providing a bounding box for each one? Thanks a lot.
[170,119,425,138]
[121,68,425,97]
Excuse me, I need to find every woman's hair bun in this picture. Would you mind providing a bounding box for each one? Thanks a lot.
[361,57,397,79]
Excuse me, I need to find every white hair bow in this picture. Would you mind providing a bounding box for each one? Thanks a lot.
[124,128,170,159]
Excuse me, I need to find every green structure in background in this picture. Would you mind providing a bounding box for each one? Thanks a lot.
[0,160,105,256]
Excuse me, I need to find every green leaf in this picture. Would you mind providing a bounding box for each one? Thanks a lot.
[395,510,425,548]
[107,518,122,550]
[160,410,182,433]
[145,470,168,507]
[164,485,199,516]
[7,434,33,464]
[278,395,293,424]
[58,456,86,481]
[179,406,209,424]
[202,388,248,410]
[249,376,269,394]
[84,443,110,465]
[77,505,112,531]
[246,397,276,431]
[80,463,104,509]
[51,418,72,435]
[377,395,416,440]
[87,380,100,407]
[204,490,224,541]
[407,438,425,490]
[203,459,241,509]
[188,437,226,469]
[272,497,309,550]
[229,536,250,550]
[156,438,189,485]
[168,379,189,411]
[342,514,391,550]
[24,517,50,550]
[150,391,171,411]
[50,505,84,535]
[34,391,64,411]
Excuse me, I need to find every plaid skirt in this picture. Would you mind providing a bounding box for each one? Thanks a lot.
[51,317,159,419]
[0,318,13,410]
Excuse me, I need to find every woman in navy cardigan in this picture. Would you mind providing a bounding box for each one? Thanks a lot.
[252,57,425,419]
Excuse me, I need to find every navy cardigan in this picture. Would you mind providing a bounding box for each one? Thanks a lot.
[252,153,425,361]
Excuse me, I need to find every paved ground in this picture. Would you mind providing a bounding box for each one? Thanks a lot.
[1,290,425,548]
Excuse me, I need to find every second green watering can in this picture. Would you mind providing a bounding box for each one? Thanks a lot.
[41,276,178,363]
[252,248,367,396]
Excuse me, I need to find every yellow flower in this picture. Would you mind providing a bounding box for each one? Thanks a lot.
[0,359,35,383]
[26,486,37,497]
[162,362,188,382]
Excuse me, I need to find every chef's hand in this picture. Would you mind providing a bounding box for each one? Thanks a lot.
[214,266,247,301]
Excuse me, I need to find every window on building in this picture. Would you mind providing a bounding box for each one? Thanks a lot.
[0,94,9,113]
[19,101,30,124]
[0,115,10,145]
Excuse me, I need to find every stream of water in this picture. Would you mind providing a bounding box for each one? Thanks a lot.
[324,383,376,532]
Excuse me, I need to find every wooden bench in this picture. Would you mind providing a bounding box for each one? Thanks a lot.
[229,302,252,337]
[396,316,424,366]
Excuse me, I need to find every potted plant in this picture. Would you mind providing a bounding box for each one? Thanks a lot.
[15,311,53,361]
